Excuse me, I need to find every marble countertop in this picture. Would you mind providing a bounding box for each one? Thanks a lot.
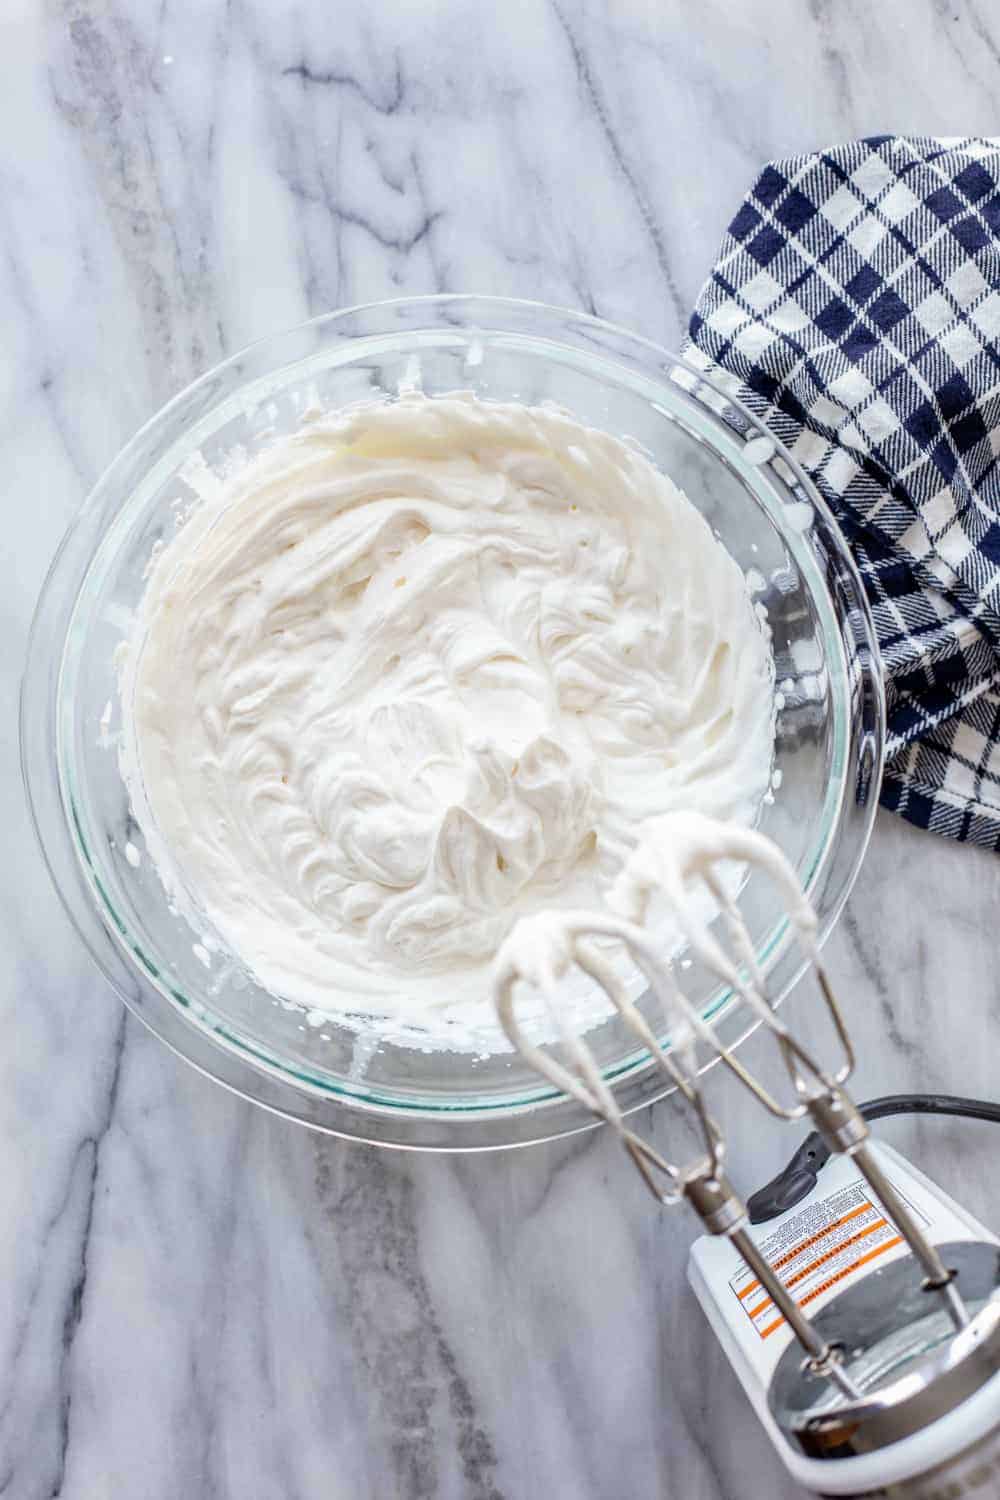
[5,2,1000,1495]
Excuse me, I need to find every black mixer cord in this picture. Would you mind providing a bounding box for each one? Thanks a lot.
[747,1093,1000,1224]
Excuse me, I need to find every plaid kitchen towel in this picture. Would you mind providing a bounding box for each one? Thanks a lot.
[682,135,1000,849]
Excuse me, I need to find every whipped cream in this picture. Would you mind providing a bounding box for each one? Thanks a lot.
[119,394,774,1032]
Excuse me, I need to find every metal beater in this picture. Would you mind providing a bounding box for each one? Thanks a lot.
[494,813,1000,1497]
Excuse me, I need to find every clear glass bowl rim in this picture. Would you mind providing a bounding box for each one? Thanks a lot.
[21,293,885,1151]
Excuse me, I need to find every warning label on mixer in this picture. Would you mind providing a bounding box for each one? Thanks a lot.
[728,1179,927,1339]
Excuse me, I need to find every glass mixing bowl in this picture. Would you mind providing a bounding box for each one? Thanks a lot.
[21,296,884,1149]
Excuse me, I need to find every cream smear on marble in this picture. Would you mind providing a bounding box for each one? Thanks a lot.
[118,393,774,1039]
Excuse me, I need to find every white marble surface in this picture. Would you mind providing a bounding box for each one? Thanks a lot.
[5,2,1000,1495]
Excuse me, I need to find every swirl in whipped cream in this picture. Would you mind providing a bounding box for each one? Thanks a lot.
[119,394,774,1020]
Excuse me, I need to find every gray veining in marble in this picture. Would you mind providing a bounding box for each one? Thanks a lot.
[5,2,1000,1495]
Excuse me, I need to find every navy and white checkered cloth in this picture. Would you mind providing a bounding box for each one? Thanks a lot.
[682,136,1000,848]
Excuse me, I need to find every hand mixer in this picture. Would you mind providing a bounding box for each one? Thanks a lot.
[494,813,1000,1499]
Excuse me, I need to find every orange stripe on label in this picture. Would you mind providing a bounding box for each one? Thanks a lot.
[759,1236,904,1339]
[799,1238,904,1310]
[737,1202,879,1302]
[769,1202,874,1273]
[785,1220,887,1290]
[747,1222,889,1321]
